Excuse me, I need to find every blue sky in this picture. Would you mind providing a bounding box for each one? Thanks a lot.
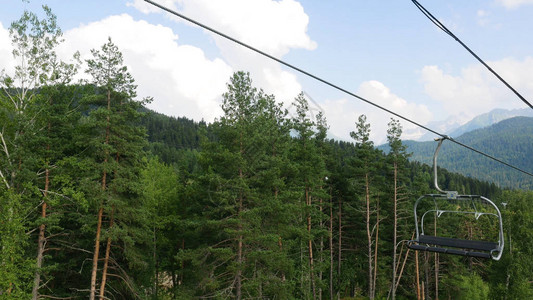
[2,0,533,143]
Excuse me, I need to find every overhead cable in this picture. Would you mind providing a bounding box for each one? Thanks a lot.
[412,0,533,111]
[143,0,533,178]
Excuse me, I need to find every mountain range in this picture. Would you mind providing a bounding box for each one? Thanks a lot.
[406,108,533,141]
[393,116,533,190]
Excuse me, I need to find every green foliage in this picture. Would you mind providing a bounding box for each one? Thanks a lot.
[3,6,532,299]
[0,190,33,298]
[450,273,490,300]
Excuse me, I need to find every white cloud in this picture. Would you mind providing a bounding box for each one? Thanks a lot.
[130,0,316,55]
[128,0,316,108]
[496,0,533,9]
[57,14,233,121]
[0,22,15,76]
[421,57,533,120]
[178,0,316,56]
[321,81,433,144]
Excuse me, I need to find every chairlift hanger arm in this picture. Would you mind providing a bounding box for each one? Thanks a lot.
[432,138,458,199]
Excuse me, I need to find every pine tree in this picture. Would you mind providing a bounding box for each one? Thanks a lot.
[386,118,411,300]
[82,37,150,299]
[184,71,259,299]
[349,114,382,299]
[289,93,329,299]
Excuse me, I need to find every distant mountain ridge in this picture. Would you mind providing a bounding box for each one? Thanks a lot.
[382,116,533,189]
[412,108,533,141]
[448,108,533,138]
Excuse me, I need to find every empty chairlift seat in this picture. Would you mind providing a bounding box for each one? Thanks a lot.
[408,194,504,260]
[407,138,504,260]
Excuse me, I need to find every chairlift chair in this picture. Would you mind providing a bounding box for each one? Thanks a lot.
[408,138,504,260]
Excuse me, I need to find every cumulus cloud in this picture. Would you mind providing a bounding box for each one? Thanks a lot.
[0,22,15,75]
[321,81,433,144]
[130,0,316,55]
[496,0,533,9]
[57,14,233,121]
[421,57,533,120]
[128,0,316,105]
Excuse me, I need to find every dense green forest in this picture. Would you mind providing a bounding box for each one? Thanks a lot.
[386,117,533,190]
[1,6,533,300]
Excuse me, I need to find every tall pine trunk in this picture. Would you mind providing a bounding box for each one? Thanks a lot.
[89,89,111,300]
[319,197,324,300]
[99,205,115,298]
[415,250,420,300]
[329,191,334,300]
[237,211,243,300]
[391,162,398,300]
[337,197,342,300]
[32,110,53,299]
[236,131,243,300]
[372,198,380,299]
[90,206,104,300]
[365,173,373,299]
[99,152,120,298]
[32,167,49,300]
[434,216,439,300]
[306,187,317,300]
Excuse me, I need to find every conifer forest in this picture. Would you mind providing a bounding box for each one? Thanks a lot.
[1,6,533,300]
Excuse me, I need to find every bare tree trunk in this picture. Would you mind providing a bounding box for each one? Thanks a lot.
[372,197,380,299]
[329,191,334,300]
[365,173,373,299]
[89,206,104,300]
[237,225,243,300]
[100,151,121,298]
[236,127,244,299]
[337,197,342,300]
[99,205,115,299]
[434,216,439,300]
[89,89,111,300]
[236,170,243,300]
[395,234,414,293]
[319,197,324,300]
[32,167,49,300]
[307,188,317,300]
[391,163,398,300]
[416,250,420,300]
[33,114,53,300]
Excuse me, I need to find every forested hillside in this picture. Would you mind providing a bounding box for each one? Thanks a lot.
[139,110,208,169]
[393,117,533,189]
[1,6,533,300]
